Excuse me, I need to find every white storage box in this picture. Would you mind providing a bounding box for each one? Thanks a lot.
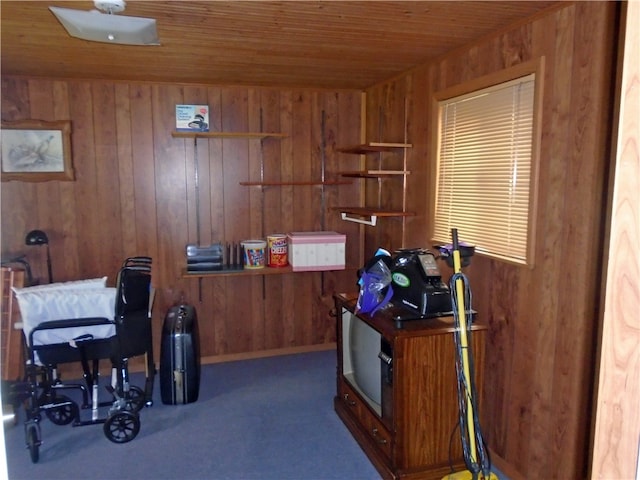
[287,231,346,272]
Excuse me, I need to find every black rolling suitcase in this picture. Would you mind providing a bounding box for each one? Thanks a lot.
[160,304,201,404]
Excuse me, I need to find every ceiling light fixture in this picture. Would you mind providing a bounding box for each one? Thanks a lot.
[49,0,160,46]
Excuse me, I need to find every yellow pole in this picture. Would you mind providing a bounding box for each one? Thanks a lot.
[443,229,498,480]
[452,246,477,464]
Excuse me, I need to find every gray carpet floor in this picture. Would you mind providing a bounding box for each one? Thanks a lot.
[3,350,506,480]
[3,350,381,480]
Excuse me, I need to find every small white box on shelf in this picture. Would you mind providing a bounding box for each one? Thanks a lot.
[287,231,346,272]
[175,105,209,132]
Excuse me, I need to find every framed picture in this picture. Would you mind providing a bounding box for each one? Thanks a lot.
[1,120,74,182]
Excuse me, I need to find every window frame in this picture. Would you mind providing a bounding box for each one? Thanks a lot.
[429,58,545,267]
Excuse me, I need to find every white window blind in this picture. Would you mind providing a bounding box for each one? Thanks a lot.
[433,74,535,264]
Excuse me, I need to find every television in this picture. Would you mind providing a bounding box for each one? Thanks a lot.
[341,308,392,418]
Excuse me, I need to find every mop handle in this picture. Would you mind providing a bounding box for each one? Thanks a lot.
[451,228,478,465]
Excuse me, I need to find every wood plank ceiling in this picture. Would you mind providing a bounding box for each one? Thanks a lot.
[1,1,562,90]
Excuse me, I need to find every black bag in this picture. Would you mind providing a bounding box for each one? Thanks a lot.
[159,304,201,404]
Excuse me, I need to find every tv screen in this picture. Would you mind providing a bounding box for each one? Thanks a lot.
[341,310,382,415]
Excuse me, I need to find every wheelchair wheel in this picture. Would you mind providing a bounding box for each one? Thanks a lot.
[45,396,78,425]
[104,410,140,443]
[126,386,146,413]
[26,423,40,463]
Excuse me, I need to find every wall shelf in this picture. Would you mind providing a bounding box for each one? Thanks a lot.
[239,180,352,186]
[335,127,413,227]
[182,265,355,278]
[172,131,286,139]
[333,207,415,217]
[332,207,415,226]
[336,142,412,154]
[339,170,410,178]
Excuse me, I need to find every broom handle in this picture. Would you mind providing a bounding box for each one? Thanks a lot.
[452,228,478,465]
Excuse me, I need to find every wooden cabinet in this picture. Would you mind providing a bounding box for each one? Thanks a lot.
[334,293,487,479]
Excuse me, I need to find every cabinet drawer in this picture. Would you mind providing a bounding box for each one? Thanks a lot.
[339,380,363,417]
[365,410,392,459]
[340,380,392,459]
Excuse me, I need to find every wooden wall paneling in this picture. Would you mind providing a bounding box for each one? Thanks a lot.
[404,67,430,248]
[92,82,124,272]
[544,3,617,477]
[128,84,158,265]
[207,90,226,243]
[378,82,400,209]
[209,276,228,354]
[175,85,214,352]
[364,3,618,478]
[501,12,564,478]
[120,82,162,360]
[333,91,361,268]
[524,5,574,477]
[479,9,557,477]
[263,273,285,350]
[219,87,261,354]
[0,78,31,270]
[247,89,263,239]
[291,91,314,229]
[201,87,227,356]
[68,81,102,279]
[4,189,37,279]
[389,77,411,250]
[362,86,382,255]
[261,89,284,233]
[310,92,336,343]
[290,91,314,346]
[0,77,366,361]
[184,85,213,246]
[247,88,266,352]
[27,79,62,283]
[277,91,297,348]
[152,84,189,296]
[309,93,322,230]
[1,77,30,120]
[114,84,136,258]
[465,257,518,454]
[260,89,286,351]
[221,87,250,241]
[54,80,80,280]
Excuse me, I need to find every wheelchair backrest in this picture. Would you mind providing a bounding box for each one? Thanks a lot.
[115,257,152,317]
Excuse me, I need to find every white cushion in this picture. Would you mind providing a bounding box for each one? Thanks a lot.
[13,287,117,347]
[12,276,107,294]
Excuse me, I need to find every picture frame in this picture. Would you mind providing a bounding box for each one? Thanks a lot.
[1,119,74,182]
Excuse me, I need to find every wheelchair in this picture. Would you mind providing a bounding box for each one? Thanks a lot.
[11,256,154,463]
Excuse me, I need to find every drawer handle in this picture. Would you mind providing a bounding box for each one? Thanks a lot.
[343,393,356,407]
[372,428,387,445]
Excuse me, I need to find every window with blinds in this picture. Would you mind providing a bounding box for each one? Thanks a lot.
[433,73,538,265]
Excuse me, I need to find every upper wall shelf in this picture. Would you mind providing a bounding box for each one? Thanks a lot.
[339,170,410,178]
[172,131,286,139]
[336,142,412,154]
[240,180,352,186]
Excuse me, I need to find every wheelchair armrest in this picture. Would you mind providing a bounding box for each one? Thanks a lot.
[29,317,114,345]
[30,317,114,331]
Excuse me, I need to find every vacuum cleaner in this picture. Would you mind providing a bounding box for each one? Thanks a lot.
[442,228,498,480]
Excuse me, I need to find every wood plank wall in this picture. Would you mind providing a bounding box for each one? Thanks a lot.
[0,80,364,364]
[364,2,619,478]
